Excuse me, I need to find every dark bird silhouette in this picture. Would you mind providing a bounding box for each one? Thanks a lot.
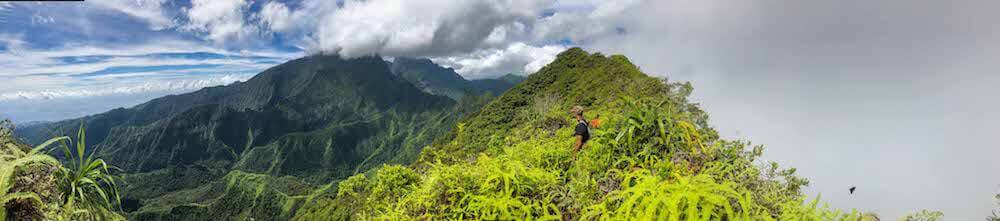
[849,186,857,194]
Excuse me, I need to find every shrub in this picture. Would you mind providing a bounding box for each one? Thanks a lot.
[1,120,124,220]
[54,122,124,220]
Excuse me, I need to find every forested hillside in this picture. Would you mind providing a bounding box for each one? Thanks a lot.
[7,48,962,220]
[10,55,508,220]
[292,48,878,220]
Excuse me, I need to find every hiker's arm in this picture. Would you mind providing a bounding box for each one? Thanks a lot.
[573,135,583,152]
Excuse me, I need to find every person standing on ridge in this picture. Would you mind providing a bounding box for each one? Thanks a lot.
[571,105,590,159]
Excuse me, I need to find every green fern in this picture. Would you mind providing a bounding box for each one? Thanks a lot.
[581,169,771,221]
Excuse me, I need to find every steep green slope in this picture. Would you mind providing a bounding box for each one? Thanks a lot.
[389,57,475,100]
[15,55,484,220]
[389,57,525,100]
[469,74,527,96]
[423,48,701,164]
[292,48,865,220]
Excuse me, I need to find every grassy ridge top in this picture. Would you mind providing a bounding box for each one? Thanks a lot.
[421,48,714,164]
[292,48,872,220]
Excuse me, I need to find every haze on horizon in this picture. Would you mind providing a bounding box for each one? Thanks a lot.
[0,0,997,219]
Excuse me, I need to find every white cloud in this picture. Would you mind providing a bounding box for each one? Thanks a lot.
[90,0,176,30]
[0,74,250,101]
[580,1,1000,219]
[0,74,255,123]
[533,0,640,43]
[249,0,632,77]
[258,1,292,32]
[432,42,565,79]
[184,0,252,44]
[309,0,552,58]
[0,33,25,53]
[0,40,297,80]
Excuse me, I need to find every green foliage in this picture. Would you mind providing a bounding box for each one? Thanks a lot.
[16,48,874,220]
[1,120,125,220]
[16,55,483,219]
[1,130,63,220]
[777,196,862,221]
[899,209,943,221]
[292,48,868,220]
[420,48,676,164]
[54,122,124,220]
[581,169,767,220]
[131,169,314,221]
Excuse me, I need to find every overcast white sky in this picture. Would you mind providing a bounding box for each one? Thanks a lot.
[587,0,1000,219]
[0,0,997,219]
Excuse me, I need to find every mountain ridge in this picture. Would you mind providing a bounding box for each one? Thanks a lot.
[388,57,525,100]
[14,53,494,220]
[290,47,824,221]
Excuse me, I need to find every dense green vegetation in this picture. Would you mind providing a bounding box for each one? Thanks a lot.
[898,209,943,221]
[11,54,515,220]
[291,48,873,220]
[1,120,124,220]
[6,48,962,220]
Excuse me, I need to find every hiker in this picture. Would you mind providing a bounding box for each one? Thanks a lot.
[571,105,590,157]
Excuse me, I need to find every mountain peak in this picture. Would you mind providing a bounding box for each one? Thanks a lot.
[424,48,663,162]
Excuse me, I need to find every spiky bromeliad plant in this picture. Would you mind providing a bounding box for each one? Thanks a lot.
[54,122,125,220]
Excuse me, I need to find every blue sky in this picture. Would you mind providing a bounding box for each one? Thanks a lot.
[1,0,998,219]
[0,0,614,123]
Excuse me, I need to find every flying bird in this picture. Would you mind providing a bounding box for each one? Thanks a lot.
[849,186,856,194]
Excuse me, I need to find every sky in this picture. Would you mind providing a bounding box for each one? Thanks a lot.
[0,0,997,219]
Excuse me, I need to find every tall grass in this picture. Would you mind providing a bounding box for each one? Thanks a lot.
[581,169,766,220]
[54,122,124,220]
[294,96,870,220]
[0,120,123,220]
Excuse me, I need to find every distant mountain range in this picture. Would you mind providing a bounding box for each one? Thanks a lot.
[15,55,522,220]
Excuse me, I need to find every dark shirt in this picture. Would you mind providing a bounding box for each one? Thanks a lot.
[574,119,590,143]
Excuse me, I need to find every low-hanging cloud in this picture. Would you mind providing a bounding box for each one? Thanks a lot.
[432,43,566,79]
[584,0,1000,219]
